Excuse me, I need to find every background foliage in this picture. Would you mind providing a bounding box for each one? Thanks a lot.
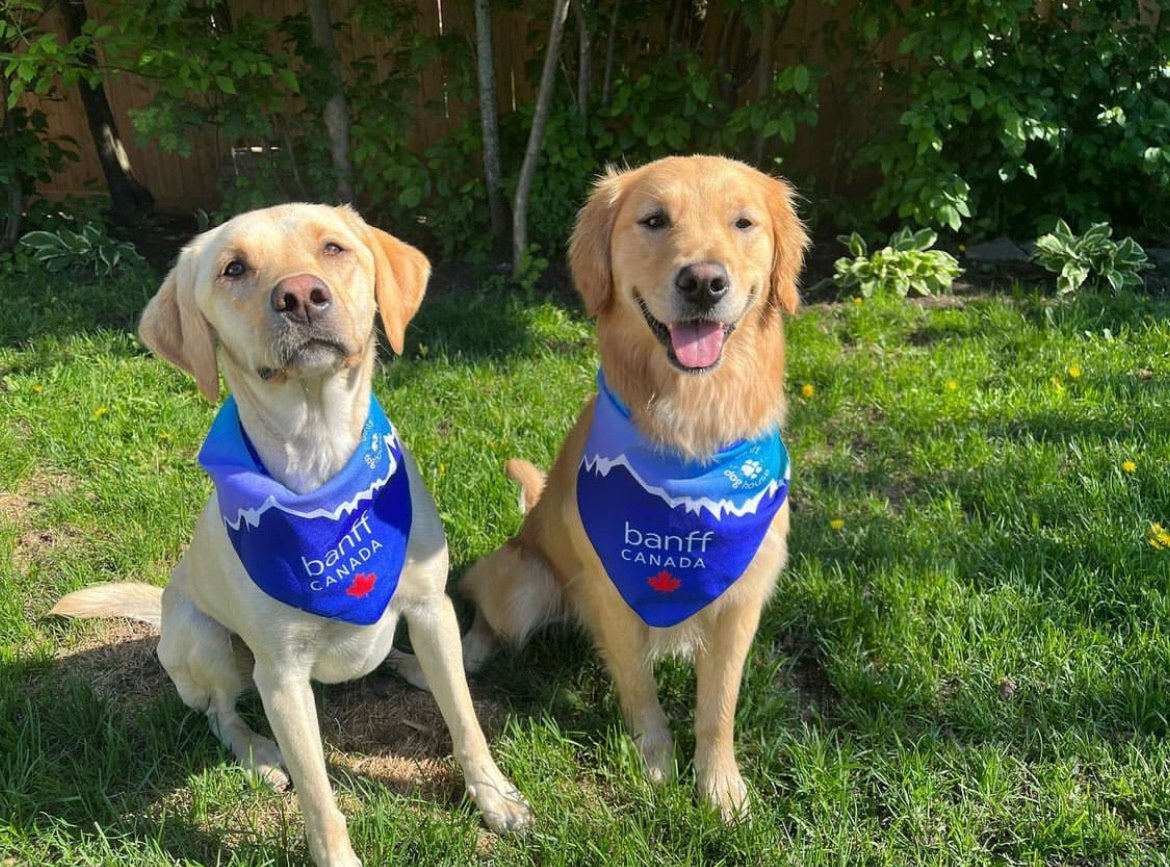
[5,0,1166,263]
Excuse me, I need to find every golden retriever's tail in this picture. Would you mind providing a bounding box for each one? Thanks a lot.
[504,459,546,514]
[50,582,164,630]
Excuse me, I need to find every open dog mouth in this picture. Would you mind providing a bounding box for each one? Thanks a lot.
[635,293,737,373]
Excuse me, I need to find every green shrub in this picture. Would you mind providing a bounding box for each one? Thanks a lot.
[20,222,146,278]
[1031,219,1152,296]
[854,1,1170,237]
[833,227,962,299]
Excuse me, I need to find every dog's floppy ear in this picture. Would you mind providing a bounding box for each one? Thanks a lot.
[352,210,430,355]
[765,174,809,316]
[569,166,627,315]
[139,239,220,402]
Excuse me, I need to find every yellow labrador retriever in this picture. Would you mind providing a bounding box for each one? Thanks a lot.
[458,156,807,821]
[53,204,532,866]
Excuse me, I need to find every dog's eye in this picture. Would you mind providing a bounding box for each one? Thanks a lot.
[323,242,345,256]
[223,259,246,278]
[734,217,755,230]
[639,212,670,231]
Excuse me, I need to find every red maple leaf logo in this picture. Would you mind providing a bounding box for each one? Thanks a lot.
[648,570,681,593]
[347,573,377,598]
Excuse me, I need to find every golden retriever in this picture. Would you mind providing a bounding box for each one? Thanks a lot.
[52,203,532,866]
[459,156,807,821]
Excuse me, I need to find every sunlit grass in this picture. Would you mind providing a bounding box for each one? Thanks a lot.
[3,264,1170,863]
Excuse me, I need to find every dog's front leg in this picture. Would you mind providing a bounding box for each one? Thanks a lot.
[692,602,763,823]
[405,596,534,833]
[252,664,359,867]
[590,612,674,783]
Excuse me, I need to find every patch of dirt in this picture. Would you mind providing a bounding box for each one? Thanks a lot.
[322,671,509,798]
[50,626,507,801]
[112,213,200,272]
[2,471,83,567]
[0,470,77,515]
[52,623,168,705]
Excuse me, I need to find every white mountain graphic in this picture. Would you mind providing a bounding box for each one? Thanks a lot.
[223,431,402,531]
[581,451,787,520]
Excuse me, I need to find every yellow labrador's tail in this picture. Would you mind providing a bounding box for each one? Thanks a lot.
[504,459,546,514]
[51,582,164,630]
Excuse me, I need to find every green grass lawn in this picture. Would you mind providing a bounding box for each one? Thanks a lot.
[2,262,1170,865]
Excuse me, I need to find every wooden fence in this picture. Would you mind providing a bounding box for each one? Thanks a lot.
[24,0,852,212]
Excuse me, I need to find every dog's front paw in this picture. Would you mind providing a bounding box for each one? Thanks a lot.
[242,735,290,791]
[699,767,750,823]
[466,777,534,834]
[308,837,361,867]
[634,728,675,784]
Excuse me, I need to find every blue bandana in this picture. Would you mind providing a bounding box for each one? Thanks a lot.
[197,395,412,625]
[576,371,789,628]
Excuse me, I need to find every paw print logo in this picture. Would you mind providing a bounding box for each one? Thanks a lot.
[740,459,763,480]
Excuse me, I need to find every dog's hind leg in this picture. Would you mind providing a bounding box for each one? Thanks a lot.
[390,543,562,689]
[158,584,289,790]
[459,542,564,671]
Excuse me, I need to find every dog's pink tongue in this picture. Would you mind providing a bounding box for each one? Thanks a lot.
[668,321,724,369]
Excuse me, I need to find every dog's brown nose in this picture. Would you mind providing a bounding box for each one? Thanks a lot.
[271,275,332,323]
[675,261,730,309]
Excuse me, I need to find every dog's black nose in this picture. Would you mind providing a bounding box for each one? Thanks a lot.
[271,275,332,323]
[675,261,730,308]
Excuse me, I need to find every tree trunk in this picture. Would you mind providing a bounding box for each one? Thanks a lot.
[512,0,571,274]
[57,0,154,226]
[715,7,739,107]
[751,6,776,165]
[474,0,508,254]
[306,0,354,203]
[600,0,621,109]
[666,0,684,52]
[1,77,22,253]
[574,0,591,125]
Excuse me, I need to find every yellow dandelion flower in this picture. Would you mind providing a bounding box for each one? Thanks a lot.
[945,380,958,391]
[158,431,172,442]
[32,384,43,394]
[829,519,845,531]
[1067,365,1082,379]
[801,383,815,398]
[1149,523,1170,551]
[93,406,108,419]
[1121,460,1137,473]
[851,296,862,305]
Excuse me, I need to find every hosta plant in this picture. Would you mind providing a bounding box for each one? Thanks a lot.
[833,227,962,299]
[20,222,145,278]
[1031,219,1151,296]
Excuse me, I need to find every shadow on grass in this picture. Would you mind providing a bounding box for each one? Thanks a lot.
[0,266,158,351]
[783,494,1170,747]
[0,621,533,864]
[2,261,587,374]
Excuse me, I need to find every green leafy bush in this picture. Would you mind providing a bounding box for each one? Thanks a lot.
[1031,220,1151,296]
[853,1,1170,237]
[833,227,962,299]
[20,223,146,277]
